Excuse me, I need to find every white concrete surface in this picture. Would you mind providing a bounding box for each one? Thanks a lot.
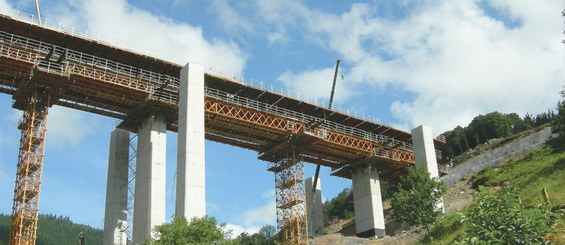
[352,165,385,238]
[176,62,206,219]
[411,125,444,213]
[103,129,129,245]
[132,115,167,244]
[305,177,324,236]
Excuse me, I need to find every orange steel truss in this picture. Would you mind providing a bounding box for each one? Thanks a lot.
[274,146,308,245]
[324,130,374,153]
[9,83,50,245]
[205,99,304,134]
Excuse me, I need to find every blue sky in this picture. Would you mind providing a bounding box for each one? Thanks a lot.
[1,0,564,236]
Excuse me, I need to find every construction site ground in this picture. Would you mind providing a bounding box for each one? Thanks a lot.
[309,178,475,245]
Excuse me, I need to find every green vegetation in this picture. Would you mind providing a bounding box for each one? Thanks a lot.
[147,215,278,245]
[322,187,354,224]
[460,187,559,244]
[147,216,233,245]
[439,111,555,160]
[0,214,102,245]
[421,146,565,243]
[391,167,446,229]
[234,225,277,245]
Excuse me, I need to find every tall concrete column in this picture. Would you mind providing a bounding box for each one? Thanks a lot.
[132,115,167,244]
[411,125,444,213]
[352,165,385,238]
[103,129,129,245]
[176,62,206,219]
[305,177,324,236]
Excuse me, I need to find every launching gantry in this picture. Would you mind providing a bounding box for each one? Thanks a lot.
[0,11,443,245]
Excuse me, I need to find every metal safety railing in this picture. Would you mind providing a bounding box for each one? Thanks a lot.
[0,14,445,158]
[205,87,415,152]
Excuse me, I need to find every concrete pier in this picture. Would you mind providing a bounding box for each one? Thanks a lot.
[305,177,324,236]
[103,129,129,245]
[176,62,206,219]
[352,165,385,238]
[132,115,167,244]
[411,125,444,213]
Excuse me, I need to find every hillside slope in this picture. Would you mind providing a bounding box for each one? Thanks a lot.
[0,214,103,245]
[312,126,564,244]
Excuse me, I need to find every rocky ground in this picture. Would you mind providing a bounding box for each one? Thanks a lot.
[310,179,475,245]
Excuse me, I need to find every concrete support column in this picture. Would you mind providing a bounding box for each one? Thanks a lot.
[132,115,167,244]
[411,125,445,213]
[176,62,206,219]
[305,177,324,236]
[103,129,129,245]
[352,165,385,238]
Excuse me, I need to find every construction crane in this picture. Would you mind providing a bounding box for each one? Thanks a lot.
[308,59,341,234]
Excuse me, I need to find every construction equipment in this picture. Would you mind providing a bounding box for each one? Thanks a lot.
[308,59,341,233]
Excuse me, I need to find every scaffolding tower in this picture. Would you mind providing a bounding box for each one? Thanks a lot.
[271,146,308,245]
[125,134,137,243]
[9,83,50,245]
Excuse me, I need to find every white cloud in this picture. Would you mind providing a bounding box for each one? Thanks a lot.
[225,223,259,239]
[227,189,276,236]
[278,66,353,105]
[46,106,98,147]
[210,0,252,34]
[258,0,565,133]
[44,0,247,75]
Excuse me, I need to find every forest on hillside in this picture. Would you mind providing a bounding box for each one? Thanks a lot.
[0,214,102,245]
[438,110,555,159]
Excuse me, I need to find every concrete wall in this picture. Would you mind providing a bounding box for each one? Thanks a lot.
[352,165,385,238]
[176,62,206,219]
[132,115,167,244]
[442,127,553,187]
[305,177,324,236]
[103,129,129,245]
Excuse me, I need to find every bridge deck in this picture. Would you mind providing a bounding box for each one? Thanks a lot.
[0,14,443,179]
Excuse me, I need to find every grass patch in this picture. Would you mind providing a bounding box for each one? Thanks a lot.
[472,146,565,206]
[418,145,565,243]
[418,212,464,244]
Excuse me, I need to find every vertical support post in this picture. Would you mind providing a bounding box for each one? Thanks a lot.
[9,84,50,245]
[411,125,444,213]
[103,129,129,245]
[176,62,206,219]
[352,165,385,238]
[132,115,167,244]
[305,177,323,236]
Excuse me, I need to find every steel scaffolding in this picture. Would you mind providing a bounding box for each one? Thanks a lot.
[126,134,137,243]
[9,83,50,245]
[273,146,308,245]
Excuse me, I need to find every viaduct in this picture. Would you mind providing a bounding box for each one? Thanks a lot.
[0,9,444,245]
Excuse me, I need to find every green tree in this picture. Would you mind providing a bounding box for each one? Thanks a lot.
[391,167,446,229]
[460,187,559,244]
[550,87,565,151]
[323,188,354,224]
[235,225,277,245]
[148,216,234,245]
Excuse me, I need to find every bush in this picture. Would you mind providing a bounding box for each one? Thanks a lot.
[391,167,446,229]
[459,187,560,244]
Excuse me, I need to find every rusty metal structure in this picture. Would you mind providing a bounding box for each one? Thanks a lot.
[0,11,443,245]
[8,82,50,245]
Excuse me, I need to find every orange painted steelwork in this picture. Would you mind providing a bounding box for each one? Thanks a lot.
[205,99,304,134]
[8,83,50,245]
